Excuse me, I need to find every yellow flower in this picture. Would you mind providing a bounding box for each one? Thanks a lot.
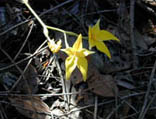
[61,34,94,81]
[48,39,62,53]
[88,19,119,58]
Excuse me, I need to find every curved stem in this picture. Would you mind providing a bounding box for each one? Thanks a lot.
[23,0,88,49]
[24,1,51,42]
[47,25,88,40]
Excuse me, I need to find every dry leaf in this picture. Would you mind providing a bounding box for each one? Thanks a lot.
[88,74,118,97]
[9,96,51,119]
[16,64,39,94]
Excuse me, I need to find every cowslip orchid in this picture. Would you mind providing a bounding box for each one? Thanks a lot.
[21,0,120,82]
[88,19,119,59]
[61,34,94,81]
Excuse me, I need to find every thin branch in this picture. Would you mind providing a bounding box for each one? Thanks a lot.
[130,0,138,68]
[13,21,34,60]
[94,96,98,119]
[138,60,156,119]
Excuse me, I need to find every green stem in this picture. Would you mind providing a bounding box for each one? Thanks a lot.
[46,25,65,33]
[47,25,88,40]
[23,1,88,48]
[24,1,51,42]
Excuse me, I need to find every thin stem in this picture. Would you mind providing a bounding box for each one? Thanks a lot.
[24,0,88,49]
[14,21,34,60]
[24,1,51,42]
[63,31,69,48]
[55,55,69,110]
[130,0,138,68]
[46,25,65,34]
[24,2,44,29]
[47,25,88,40]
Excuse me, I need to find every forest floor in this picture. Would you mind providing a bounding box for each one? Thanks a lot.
[1,0,156,119]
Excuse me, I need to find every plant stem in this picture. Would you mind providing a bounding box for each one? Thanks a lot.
[47,25,88,40]
[23,0,88,48]
[46,25,69,48]
[24,1,51,42]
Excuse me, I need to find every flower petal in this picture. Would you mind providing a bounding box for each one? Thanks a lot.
[81,49,95,56]
[97,30,119,42]
[93,19,100,31]
[65,56,77,80]
[95,41,111,59]
[75,49,94,58]
[77,57,88,81]
[88,26,96,49]
[56,40,62,46]
[48,40,62,53]
[73,34,82,51]
[61,48,74,56]
[48,40,55,52]
[54,40,62,53]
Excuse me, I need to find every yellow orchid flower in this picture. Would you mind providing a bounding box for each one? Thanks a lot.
[61,34,94,81]
[48,39,62,54]
[88,19,119,59]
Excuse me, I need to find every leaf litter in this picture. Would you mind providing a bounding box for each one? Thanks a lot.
[1,0,156,119]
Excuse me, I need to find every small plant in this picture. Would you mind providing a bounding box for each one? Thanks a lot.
[21,0,119,81]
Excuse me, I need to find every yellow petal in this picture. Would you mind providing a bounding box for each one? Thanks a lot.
[88,26,96,49]
[75,50,93,57]
[74,51,85,57]
[48,40,55,50]
[93,19,100,31]
[81,49,95,56]
[56,40,62,46]
[77,57,88,81]
[73,34,82,51]
[48,41,55,53]
[97,30,120,42]
[65,56,77,80]
[95,41,111,59]
[61,48,74,56]
[48,40,62,53]
[54,40,62,53]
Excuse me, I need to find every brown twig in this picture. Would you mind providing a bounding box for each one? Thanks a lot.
[94,96,98,119]
[130,0,139,68]
[13,21,34,61]
[138,60,156,119]
[0,40,47,71]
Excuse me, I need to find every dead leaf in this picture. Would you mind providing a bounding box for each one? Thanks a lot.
[88,74,118,97]
[16,64,39,94]
[9,96,51,119]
